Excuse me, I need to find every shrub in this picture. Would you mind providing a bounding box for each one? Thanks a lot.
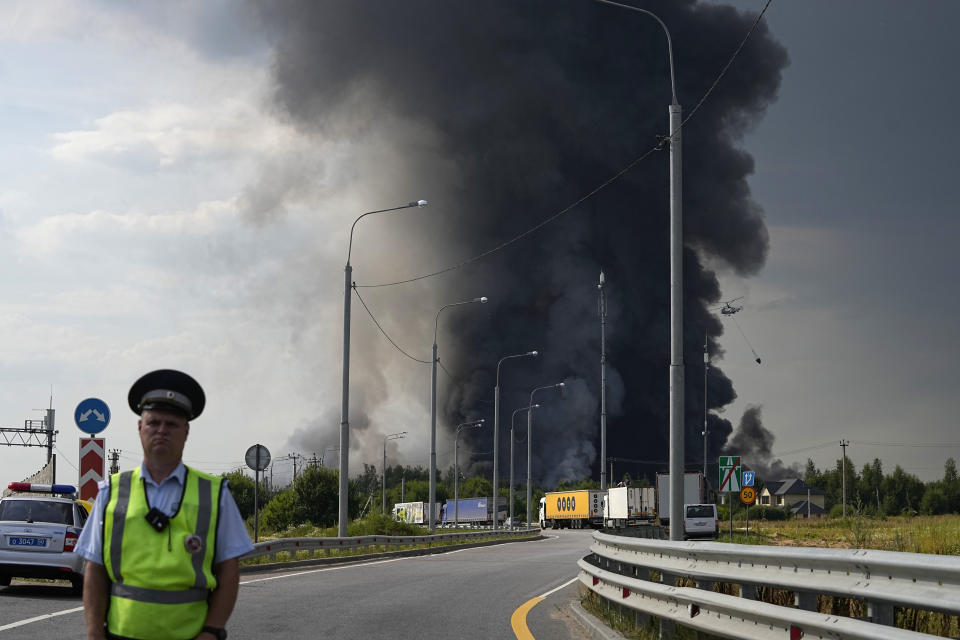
[260,489,297,531]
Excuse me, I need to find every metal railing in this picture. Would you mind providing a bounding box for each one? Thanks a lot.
[579,531,960,639]
[241,528,538,564]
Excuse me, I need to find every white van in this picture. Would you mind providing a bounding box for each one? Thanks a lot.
[682,503,718,540]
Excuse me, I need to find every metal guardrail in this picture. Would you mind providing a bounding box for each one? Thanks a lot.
[241,528,538,563]
[580,531,960,639]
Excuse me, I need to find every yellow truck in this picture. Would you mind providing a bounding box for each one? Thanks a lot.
[538,489,605,529]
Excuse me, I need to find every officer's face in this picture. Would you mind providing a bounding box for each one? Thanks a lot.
[138,409,189,464]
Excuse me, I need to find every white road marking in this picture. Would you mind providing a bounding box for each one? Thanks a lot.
[0,606,84,632]
[240,557,409,584]
[539,576,578,598]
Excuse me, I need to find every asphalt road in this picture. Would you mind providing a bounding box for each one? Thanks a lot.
[0,529,598,639]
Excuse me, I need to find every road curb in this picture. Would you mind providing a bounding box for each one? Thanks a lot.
[239,533,545,574]
[566,598,628,640]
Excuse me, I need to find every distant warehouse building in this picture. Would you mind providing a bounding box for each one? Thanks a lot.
[759,478,826,518]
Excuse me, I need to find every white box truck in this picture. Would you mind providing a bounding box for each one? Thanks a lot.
[655,472,706,527]
[604,486,656,528]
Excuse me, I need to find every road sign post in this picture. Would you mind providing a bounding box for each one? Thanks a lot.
[75,398,110,435]
[719,455,742,539]
[245,444,271,543]
[740,485,756,539]
[75,399,111,501]
[79,438,105,501]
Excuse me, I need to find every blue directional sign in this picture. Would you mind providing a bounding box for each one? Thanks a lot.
[75,398,110,434]
[743,471,755,487]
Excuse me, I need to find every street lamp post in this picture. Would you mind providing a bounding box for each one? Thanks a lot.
[340,199,427,537]
[598,271,608,491]
[527,382,564,527]
[510,405,538,527]
[493,351,538,531]
[454,419,485,527]
[430,296,487,533]
[703,330,709,478]
[595,0,684,541]
[382,431,407,514]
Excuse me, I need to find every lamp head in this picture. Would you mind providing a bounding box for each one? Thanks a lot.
[532,404,540,409]
[478,296,488,303]
[557,382,565,388]
[529,350,538,357]
[411,199,428,207]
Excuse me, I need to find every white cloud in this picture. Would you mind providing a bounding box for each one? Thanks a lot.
[50,100,300,169]
[15,200,238,252]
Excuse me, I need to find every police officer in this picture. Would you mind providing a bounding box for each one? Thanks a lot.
[76,370,254,640]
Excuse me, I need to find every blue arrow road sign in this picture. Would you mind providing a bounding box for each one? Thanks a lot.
[743,471,755,487]
[75,398,110,434]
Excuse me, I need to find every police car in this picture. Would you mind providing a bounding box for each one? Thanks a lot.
[0,483,89,591]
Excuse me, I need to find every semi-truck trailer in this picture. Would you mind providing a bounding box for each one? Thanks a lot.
[603,486,656,528]
[440,497,506,526]
[539,489,605,529]
[655,472,706,527]
[393,501,442,525]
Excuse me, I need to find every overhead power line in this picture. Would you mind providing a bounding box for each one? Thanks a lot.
[351,286,457,379]
[54,446,79,473]
[352,285,432,365]
[676,0,774,132]
[771,441,838,458]
[356,0,775,290]
[853,440,960,449]
[437,360,454,380]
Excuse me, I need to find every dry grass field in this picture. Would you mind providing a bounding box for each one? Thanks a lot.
[725,513,960,554]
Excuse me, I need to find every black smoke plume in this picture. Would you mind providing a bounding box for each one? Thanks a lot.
[723,406,800,479]
[253,1,788,487]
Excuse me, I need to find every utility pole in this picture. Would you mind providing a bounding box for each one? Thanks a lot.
[840,439,850,518]
[598,271,608,491]
[109,449,121,475]
[276,453,301,485]
[702,330,710,478]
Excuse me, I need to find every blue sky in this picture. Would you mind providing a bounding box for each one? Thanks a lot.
[2,1,959,488]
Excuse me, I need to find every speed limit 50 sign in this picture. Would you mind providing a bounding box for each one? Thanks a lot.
[740,486,756,505]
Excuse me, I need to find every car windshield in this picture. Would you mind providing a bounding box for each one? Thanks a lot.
[0,499,74,524]
[685,505,714,518]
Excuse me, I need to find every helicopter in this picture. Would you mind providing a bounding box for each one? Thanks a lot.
[710,296,744,316]
[709,296,761,364]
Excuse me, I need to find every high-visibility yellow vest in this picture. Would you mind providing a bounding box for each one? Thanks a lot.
[103,467,222,640]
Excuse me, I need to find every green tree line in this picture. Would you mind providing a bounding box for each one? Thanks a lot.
[803,456,960,517]
[222,463,576,532]
[222,457,960,534]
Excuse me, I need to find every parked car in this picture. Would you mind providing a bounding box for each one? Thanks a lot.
[682,503,719,540]
[0,483,89,592]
